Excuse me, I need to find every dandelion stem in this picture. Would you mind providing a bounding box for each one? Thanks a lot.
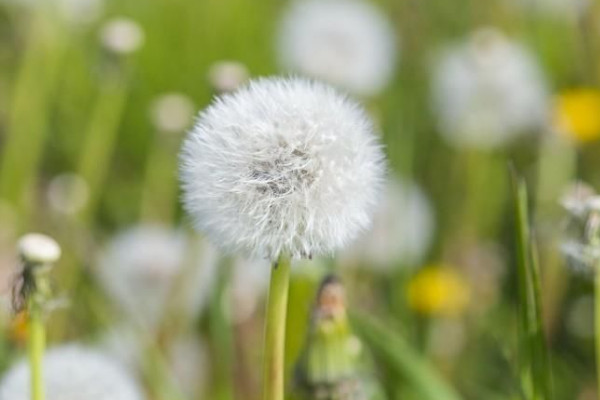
[28,296,45,400]
[263,253,291,400]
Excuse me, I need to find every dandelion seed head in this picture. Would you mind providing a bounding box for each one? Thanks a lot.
[432,28,548,149]
[180,77,385,259]
[0,345,144,400]
[17,233,61,265]
[150,93,196,134]
[100,17,145,55]
[278,0,397,96]
[208,61,250,94]
[95,225,218,330]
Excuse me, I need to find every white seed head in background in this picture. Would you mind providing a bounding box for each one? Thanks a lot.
[47,173,89,215]
[341,177,434,270]
[180,77,385,260]
[0,344,145,400]
[99,17,145,55]
[277,0,397,97]
[18,233,61,265]
[208,61,250,94]
[95,225,218,330]
[431,28,549,149]
[150,93,196,134]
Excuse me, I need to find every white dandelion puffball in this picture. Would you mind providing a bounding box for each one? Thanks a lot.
[180,77,385,260]
[18,233,61,264]
[278,0,397,97]
[95,225,218,330]
[431,28,548,149]
[342,178,434,269]
[99,17,145,55]
[0,345,145,400]
[150,93,196,134]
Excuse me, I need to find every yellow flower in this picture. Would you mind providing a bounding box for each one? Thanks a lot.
[554,88,600,143]
[407,265,470,317]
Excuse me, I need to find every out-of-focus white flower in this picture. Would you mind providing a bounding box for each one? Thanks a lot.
[0,344,145,400]
[277,0,397,96]
[99,17,145,55]
[95,225,218,330]
[18,233,61,264]
[341,178,434,270]
[150,93,195,134]
[431,28,549,149]
[47,173,89,215]
[180,77,385,260]
[208,61,250,93]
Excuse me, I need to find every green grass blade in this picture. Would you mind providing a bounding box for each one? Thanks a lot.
[351,312,463,400]
[509,168,552,400]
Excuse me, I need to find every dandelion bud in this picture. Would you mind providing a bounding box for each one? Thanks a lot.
[0,344,145,400]
[99,17,145,55]
[17,234,61,265]
[208,61,249,94]
[180,77,385,260]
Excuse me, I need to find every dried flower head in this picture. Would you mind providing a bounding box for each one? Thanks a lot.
[0,344,144,400]
[277,0,397,96]
[17,233,61,265]
[99,17,145,55]
[150,93,196,134]
[208,61,250,93]
[180,77,385,259]
[95,225,218,330]
[431,28,548,149]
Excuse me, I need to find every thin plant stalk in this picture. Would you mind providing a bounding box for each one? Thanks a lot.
[27,300,45,400]
[263,253,291,400]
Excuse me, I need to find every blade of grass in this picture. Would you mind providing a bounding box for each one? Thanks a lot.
[351,312,463,400]
[509,167,552,400]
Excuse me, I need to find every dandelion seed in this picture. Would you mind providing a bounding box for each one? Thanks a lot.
[0,344,145,400]
[180,77,385,260]
[99,17,145,55]
[277,0,397,96]
[208,61,250,94]
[95,225,218,330]
[150,93,196,134]
[431,28,548,149]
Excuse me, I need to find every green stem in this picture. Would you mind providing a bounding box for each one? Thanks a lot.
[263,253,291,400]
[28,301,45,400]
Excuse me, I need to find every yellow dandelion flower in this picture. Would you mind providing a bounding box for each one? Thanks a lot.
[554,88,600,143]
[407,265,470,317]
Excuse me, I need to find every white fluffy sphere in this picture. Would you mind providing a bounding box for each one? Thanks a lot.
[431,28,549,149]
[0,345,145,400]
[342,178,435,269]
[278,0,397,96]
[95,225,218,330]
[18,233,61,264]
[180,77,385,260]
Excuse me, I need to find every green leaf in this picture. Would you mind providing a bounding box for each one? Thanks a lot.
[351,312,463,400]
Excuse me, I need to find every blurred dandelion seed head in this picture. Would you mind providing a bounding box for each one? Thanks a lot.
[47,173,89,215]
[150,93,196,134]
[278,0,397,96]
[342,177,435,270]
[99,17,145,55]
[180,77,385,259]
[553,88,600,144]
[432,28,548,149]
[208,61,250,94]
[18,233,61,265]
[95,225,217,330]
[0,344,145,400]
